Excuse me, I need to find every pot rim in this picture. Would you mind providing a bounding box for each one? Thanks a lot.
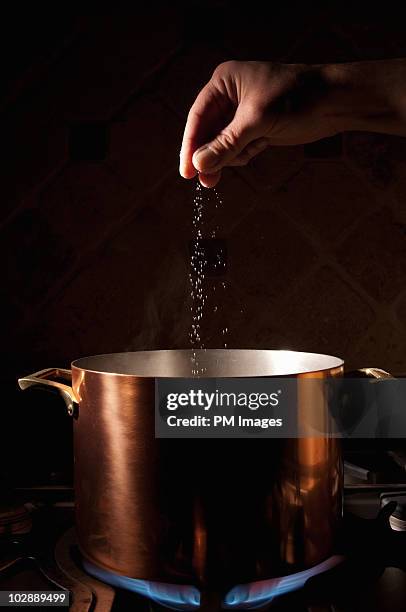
[71,349,344,378]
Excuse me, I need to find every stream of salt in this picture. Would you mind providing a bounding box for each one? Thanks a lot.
[189,180,227,375]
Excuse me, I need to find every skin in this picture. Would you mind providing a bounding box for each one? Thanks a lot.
[179,59,406,187]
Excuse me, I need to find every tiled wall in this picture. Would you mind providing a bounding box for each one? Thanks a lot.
[3,5,406,435]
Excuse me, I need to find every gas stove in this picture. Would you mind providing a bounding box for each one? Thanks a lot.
[1,453,406,612]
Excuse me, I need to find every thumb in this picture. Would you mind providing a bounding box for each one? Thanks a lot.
[192,106,263,173]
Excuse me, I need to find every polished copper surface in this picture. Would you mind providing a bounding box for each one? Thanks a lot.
[19,349,344,591]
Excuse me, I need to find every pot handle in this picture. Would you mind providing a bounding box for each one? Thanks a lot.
[338,367,395,439]
[349,368,393,380]
[18,368,76,416]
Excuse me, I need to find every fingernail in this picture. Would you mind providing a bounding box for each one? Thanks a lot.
[193,145,218,172]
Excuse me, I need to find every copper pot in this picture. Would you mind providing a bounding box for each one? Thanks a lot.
[18,349,358,593]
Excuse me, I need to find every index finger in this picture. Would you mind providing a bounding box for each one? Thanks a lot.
[179,81,230,179]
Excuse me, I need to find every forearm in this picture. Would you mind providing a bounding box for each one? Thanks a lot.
[318,58,406,136]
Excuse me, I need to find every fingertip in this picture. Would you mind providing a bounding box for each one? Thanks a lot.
[179,153,198,179]
[179,164,198,180]
[192,146,220,174]
[192,150,205,173]
[198,171,221,188]
[179,143,198,179]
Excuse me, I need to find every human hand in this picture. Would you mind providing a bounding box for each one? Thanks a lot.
[179,60,340,187]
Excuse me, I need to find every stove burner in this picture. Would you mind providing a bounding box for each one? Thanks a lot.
[82,556,344,610]
[83,559,200,611]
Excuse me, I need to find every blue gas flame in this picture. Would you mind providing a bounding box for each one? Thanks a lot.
[82,559,200,610]
[223,555,344,609]
[83,554,344,610]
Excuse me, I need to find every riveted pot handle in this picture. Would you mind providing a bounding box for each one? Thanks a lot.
[18,368,77,416]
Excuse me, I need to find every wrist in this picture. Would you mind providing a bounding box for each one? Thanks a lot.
[317,60,395,134]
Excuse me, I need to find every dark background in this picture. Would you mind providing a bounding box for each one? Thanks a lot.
[1,3,406,487]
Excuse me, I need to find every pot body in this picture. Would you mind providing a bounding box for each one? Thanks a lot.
[21,349,344,591]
